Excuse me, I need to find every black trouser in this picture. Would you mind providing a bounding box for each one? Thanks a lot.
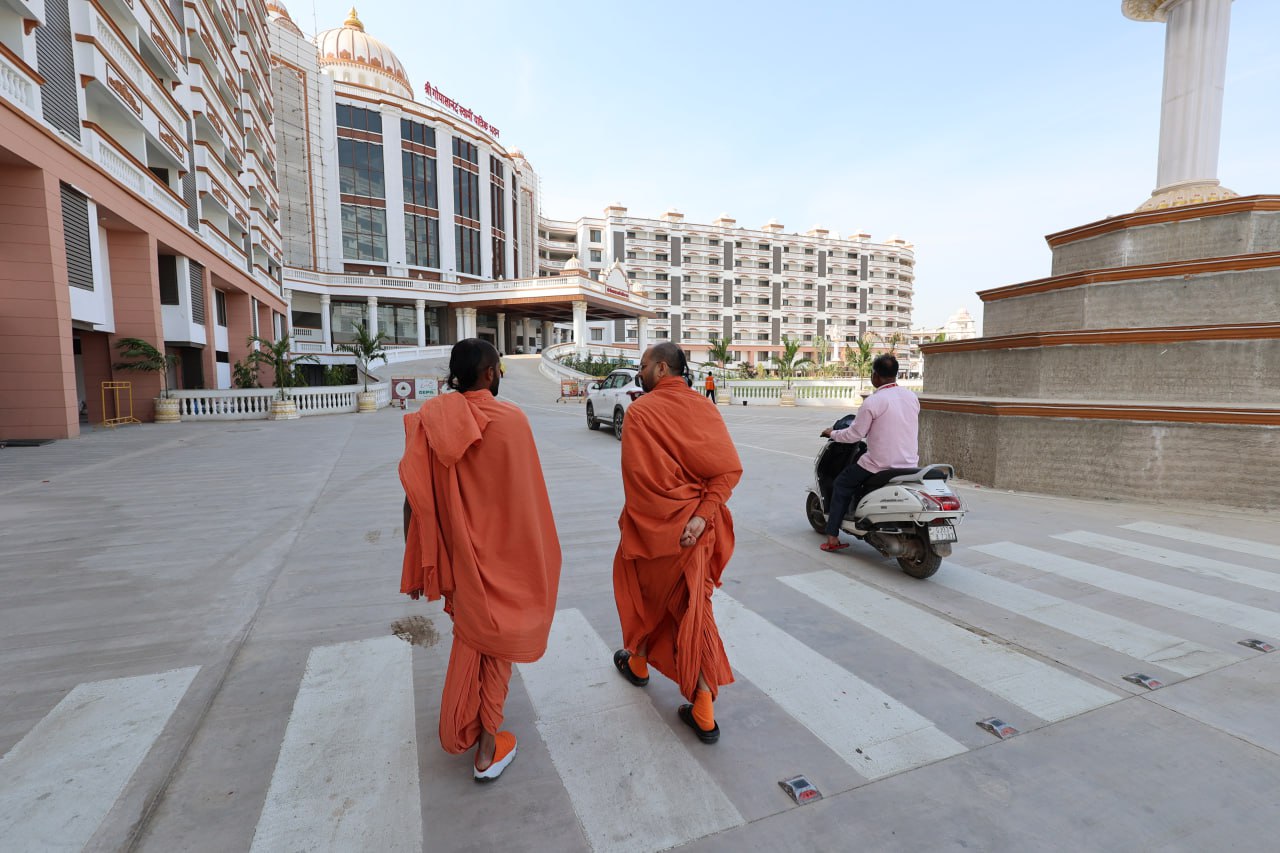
[704,388,716,403]
[825,462,874,537]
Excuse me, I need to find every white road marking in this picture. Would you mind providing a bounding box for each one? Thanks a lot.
[1121,522,1280,562]
[733,443,814,460]
[713,589,967,779]
[250,636,421,853]
[1055,531,1280,594]
[0,666,200,853]
[781,571,1119,722]
[517,609,743,853]
[977,542,1280,639]
[934,564,1239,676]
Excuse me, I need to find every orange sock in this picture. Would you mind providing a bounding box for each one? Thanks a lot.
[692,688,714,730]
[628,654,649,679]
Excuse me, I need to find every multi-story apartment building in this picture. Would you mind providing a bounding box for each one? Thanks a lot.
[1,0,285,437]
[538,207,916,365]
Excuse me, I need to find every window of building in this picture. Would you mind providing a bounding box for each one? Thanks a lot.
[400,118,435,147]
[756,333,769,340]
[590,250,602,262]
[215,290,227,326]
[757,262,769,269]
[452,138,481,220]
[759,243,769,250]
[342,205,388,261]
[456,224,482,275]
[336,104,382,133]
[338,138,385,198]
[591,328,604,341]
[626,231,636,239]
[656,273,668,281]
[710,239,720,246]
[656,253,668,262]
[589,229,602,243]
[158,255,179,305]
[804,248,815,255]
[710,276,719,284]
[402,151,437,209]
[405,214,439,268]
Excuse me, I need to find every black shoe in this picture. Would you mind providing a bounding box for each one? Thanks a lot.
[613,649,648,687]
[677,704,720,744]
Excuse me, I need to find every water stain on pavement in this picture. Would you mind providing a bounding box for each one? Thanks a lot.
[391,615,439,647]
[364,529,382,544]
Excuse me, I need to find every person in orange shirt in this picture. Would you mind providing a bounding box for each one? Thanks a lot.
[400,338,561,782]
[703,371,717,403]
[612,342,743,743]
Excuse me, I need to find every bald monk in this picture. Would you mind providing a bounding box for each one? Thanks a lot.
[612,342,743,743]
[400,338,561,781]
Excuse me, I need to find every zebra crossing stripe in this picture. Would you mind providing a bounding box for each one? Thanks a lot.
[713,589,968,779]
[933,564,1239,676]
[516,609,743,853]
[250,636,421,853]
[976,542,1280,639]
[1121,522,1280,562]
[780,571,1119,722]
[1055,531,1280,594]
[0,666,200,853]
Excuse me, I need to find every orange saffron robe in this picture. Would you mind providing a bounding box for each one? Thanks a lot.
[613,375,743,701]
[400,389,561,752]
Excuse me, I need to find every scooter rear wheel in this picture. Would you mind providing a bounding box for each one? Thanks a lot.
[898,547,942,579]
[805,492,827,534]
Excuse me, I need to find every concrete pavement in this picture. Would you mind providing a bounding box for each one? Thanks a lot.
[1,355,1278,852]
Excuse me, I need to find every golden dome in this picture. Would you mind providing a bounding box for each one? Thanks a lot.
[315,8,413,100]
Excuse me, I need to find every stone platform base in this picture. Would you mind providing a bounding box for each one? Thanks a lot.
[921,409,1279,507]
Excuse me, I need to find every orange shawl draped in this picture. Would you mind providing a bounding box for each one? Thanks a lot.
[399,390,561,664]
[613,376,743,700]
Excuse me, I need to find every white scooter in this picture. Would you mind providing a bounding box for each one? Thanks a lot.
[804,416,965,579]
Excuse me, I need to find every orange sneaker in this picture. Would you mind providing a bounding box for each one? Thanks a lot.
[473,731,517,782]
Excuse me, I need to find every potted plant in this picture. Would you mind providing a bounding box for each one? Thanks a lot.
[247,334,318,420]
[776,336,812,407]
[338,322,389,412]
[113,337,181,423]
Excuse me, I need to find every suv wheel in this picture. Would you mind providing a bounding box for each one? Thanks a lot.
[586,402,599,430]
[613,407,625,441]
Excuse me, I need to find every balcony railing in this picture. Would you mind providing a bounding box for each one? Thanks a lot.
[83,126,187,227]
[0,43,41,120]
[171,382,390,419]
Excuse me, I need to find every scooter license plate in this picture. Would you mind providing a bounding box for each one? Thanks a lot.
[928,524,957,543]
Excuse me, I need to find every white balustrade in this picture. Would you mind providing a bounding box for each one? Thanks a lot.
[170,382,390,420]
[0,49,39,118]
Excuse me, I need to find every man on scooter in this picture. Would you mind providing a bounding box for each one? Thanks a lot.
[818,353,919,552]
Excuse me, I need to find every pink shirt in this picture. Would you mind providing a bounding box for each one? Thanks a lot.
[829,383,920,473]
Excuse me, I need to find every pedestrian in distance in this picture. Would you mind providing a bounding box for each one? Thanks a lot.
[703,372,717,404]
[399,338,562,782]
[612,342,743,743]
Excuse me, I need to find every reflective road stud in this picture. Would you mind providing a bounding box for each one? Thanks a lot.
[1123,673,1164,690]
[1238,639,1276,652]
[976,718,1020,740]
[779,776,823,805]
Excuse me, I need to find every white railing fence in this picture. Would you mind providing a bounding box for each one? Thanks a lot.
[170,382,390,420]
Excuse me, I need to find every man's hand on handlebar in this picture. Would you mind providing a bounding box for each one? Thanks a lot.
[820,428,832,438]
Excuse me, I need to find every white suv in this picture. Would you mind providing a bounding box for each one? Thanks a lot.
[586,368,643,440]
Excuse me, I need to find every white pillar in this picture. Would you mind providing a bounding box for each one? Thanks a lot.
[459,307,478,339]
[637,316,649,354]
[366,295,378,337]
[320,293,333,352]
[283,289,293,337]
[455,308,467,341]
[415,299,426,347]
[541,320,553,351]
[572,300,588,354]
[1125,0,1236,209]
[497,312,506,353]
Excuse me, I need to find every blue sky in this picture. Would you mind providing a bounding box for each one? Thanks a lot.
[301,1,1279,327]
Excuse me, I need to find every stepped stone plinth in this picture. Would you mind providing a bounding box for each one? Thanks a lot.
[919,197,1280,507]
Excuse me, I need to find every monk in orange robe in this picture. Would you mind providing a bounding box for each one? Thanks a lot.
[612,342,743,743]
[400,338,561,781]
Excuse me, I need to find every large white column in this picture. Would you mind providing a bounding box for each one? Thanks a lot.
[283,289,294,337]
[1124,0,1237,210]
[541,320,553,352]
[455,308,467,341]
[415,299,426,347]
[320,293,333,352]
[496,312,506,353]
[459,307,478,339]
[366,295,379,337]
[637,316,649,354]
[572,300,588,354]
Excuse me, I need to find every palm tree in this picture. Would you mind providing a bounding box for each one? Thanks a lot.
[813,335,830,371]
[844,335,875,390]
[933,332,948,343]
[337,322,390,392]
[777,336,813,388]
[113,337,179,398]
[706,336,733,369]
[247,334,318,400]
[882,331,906,356]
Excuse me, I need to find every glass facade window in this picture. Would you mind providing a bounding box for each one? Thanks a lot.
[490,157,506,279]
[405,214,440,268]
[341,205,388,261]
[377,303,418,345]
[453,155,481,221]
[400,118,435,147]
[339,138,385,198]
[456,224,482,276]
[402,151,437,209]
[336,104,382,132]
